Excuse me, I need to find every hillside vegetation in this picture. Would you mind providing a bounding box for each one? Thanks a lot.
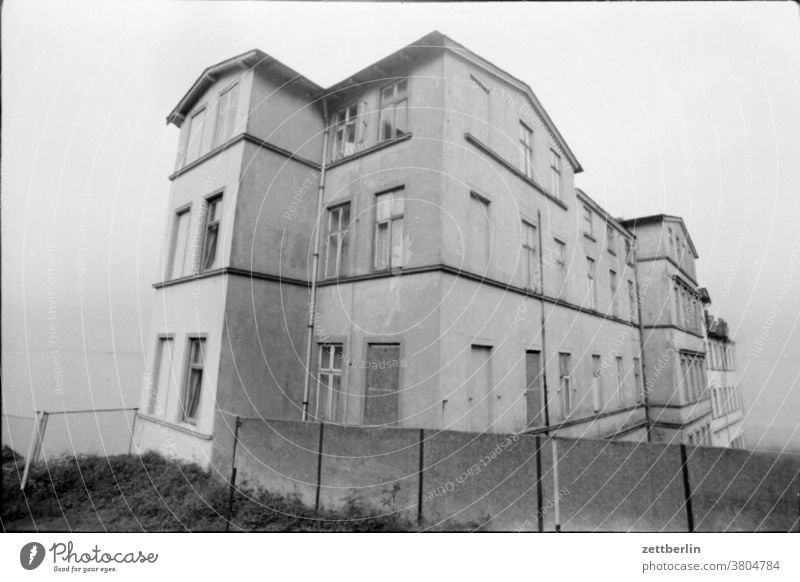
[1,447,413,532]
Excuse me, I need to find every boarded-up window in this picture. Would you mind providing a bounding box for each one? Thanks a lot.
[363,344,400,426]
[525,350,545,428]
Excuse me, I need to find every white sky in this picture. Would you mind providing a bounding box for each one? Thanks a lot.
[2,1,799,452]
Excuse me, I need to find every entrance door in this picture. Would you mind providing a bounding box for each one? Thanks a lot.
[363,344,400,426]
[469,345,493,432]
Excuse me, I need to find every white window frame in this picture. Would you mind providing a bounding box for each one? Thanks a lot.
[522,220,539,291]
[325,203,351,278]
[179,336,206,425]
[373,187,405,271]
[519,121,534,179]
[213,83,239,148]
[167,204,192,280]
[315,343,344,422]
[332,102,359,158]
[200,194,223,272]
[550,149,562,198]
[378,80,408,141]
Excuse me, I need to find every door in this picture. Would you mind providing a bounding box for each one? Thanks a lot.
[363,344,400,426]
[525,350,545,428]
[469,345,493,432]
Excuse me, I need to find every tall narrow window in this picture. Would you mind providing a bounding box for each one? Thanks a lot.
[555,239,567,294]
[587,257,597,310]
[179,337,206,424]
[673,283,682,325]
[148,336,174,417]
[374,188,405,270]
[315,343,344,422]
[185,108,207,164]
[616,356,624,406]
[583,206,593,238]
[332,103,358,157]
[625,238,634,266]
[606,225,616,255]
[522,221,539,290]
[213,83,239,148]
[519,121,534,179]
[609,269,618,316]
[325,203,351,278]
[628,280,637,321]
[525,350,545,428]
[379,80,408,141]
[633,357,642,402]
[591,355,603,412]
[168,207,192,279]
[201,195,222,271]
[469,345,494,432]
[559,353,572,419]
[469,192,491,271]
[550,149,562,198]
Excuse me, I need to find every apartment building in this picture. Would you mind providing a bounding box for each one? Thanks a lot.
[705,315,745,448]
[133,32,732,465]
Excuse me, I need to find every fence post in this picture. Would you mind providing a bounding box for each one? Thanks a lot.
[21,411,49,490]
[225,416,241,532]
[127,409,139,455]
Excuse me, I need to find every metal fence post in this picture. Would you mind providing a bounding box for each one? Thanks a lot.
[20,411,49,490]
[225,416,241,532]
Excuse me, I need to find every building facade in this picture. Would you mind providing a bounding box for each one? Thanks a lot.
[133,32,741,466]
[705,315,746,448]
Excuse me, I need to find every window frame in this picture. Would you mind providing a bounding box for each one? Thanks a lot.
[378,80,408,142]
[315,342,345,422]
[554,238,567,294]
[373,187,405,272]
[558,352,572,418]
[522,220,540,291]
[212,82,240,149]
[167,203,192,280]
[324,202,352,278]
[331,102,360,158]
[184,107,208,165]
[583,206,594,239]
[609,269,618,316]
[587,257,597,310]
[200,192,224,272]
[178,335,207,425]
[606,224,616,255]
[147,334,175,417]
[550,149,562,199]
[519,120,534,179]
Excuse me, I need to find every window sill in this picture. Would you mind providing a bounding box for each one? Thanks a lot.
[583,233,596,242]
[137,413,213,440]
[327,133,413,169]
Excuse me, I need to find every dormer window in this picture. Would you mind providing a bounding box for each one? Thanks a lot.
[332,103,359,158]
[379,80,408,141]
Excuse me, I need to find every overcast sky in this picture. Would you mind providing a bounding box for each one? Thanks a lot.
[3,1,799,452]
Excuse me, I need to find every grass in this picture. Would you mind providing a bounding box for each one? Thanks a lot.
[1,446,415,532]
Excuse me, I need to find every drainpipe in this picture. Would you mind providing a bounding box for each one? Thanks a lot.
[632,237,652,442]
[537,209,551,435]
[302,98,330,421]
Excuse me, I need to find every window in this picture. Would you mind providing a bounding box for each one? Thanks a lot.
[213,83,239,148]
[628,280,637,321]
[525,351,545,428]
[550,149,562,198]
[616,356,624,406]
[609,269,618,316]
[315,343,344,422]
[148,336,174,417]
[179,337,206,424]
[325,204,351,278]
[332,103,358,157]
[673,284,682,325]
[559,353,572,418]
[519,121,534,179]
[201,195,222,271]
[185,108,207,164]
[168,207,192,279]
[522,221,539,290]
[555,239,567,293]
[591,355,603,412]
[379,80,408,141]
[607,225,616,255]
[633,357,642,402]
[583,206,593,238]
[374,188,405,271]
[469,192,491,271]
[625,238,634,266]
[587,257,597,310]
[469,345,494,432]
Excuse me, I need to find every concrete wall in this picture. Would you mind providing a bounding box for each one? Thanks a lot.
[214,419,800,532]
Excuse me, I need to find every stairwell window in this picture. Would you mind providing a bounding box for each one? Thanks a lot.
[519,121,534,179]
[550,149,562,198]
[213,83,239,148]
[379,80,408,141]
[325,203,351,278]
[332,103,359,158]
[374,188,405,271]
[184,108,207,164]
[179,337,206,424]
[559,352,572,418]
[522,220,540,291]
[201,195,223,271]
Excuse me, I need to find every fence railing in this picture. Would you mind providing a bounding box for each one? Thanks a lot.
[2,408,139,490]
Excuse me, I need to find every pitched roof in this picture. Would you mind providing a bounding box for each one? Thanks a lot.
[620,214,699,259]
[166,31,583,173]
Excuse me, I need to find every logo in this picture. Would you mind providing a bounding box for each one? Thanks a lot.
[20,542,46,570]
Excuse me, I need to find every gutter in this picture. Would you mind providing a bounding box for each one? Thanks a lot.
[301,98,330,420]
